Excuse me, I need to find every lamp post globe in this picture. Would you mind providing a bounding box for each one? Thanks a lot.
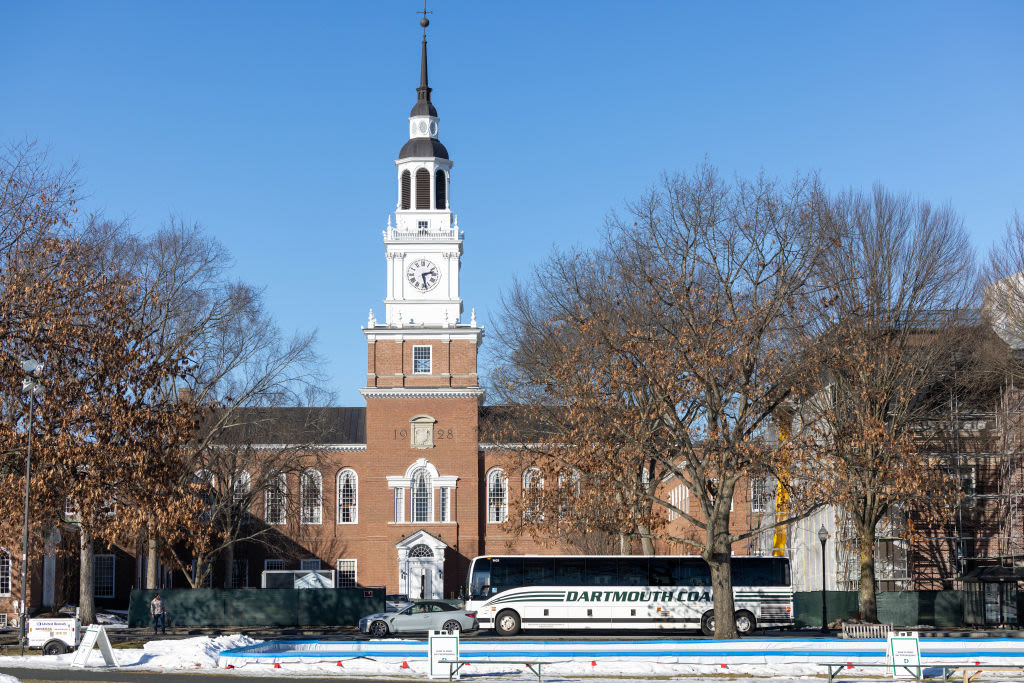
[19,360,43,656]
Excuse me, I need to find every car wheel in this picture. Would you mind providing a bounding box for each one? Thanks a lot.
[735,610,756,635]
[700,610,715,636]
[42,639,68,656]
[442,619,462,634]
[369,620,389,638]
[494,609,521,637]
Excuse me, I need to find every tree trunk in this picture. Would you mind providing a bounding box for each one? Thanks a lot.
[858,523,878,622]
[223,543,234,589]
[638,523,655,555]
[146,513,159,590]
[618,533,630,555]
[705,496,737,639]
[78,528,95,625]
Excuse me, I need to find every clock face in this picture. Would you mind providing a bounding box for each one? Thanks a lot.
[406,258,440,292]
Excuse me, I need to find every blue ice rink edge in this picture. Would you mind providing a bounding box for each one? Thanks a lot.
[219,638,1024,666]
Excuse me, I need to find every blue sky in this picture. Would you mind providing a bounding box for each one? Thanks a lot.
[3,2,1022,403]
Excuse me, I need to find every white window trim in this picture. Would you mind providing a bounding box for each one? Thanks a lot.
[0,548,11,597]
[410,469,434,523]
[394,487,405,523]
[438,486,450,522]
[300,559,321,570]
[94,554,115,599]
[336,558,357,588]
[387,459,457,523]
[264,559,285,571]
[412,344,432,374]
[486,467,508,524]
[300,468,323,525]
[337,468,358,524]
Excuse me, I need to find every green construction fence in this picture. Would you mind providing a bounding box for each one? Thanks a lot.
[128,587,385,628]
[794,590,964,628]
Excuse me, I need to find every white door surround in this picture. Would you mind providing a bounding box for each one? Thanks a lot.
[396,530,446,600]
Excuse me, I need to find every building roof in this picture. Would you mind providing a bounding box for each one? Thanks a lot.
[214,407,366,445]
[399,137,449,160]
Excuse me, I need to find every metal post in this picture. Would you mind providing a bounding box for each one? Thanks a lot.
[818,524,830,635]
[19,397,32,656]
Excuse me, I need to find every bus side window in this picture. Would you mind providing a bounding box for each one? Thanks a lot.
[649,558,677,586]
[587,558,616,586]
[492,557,524,592]
[524,558,554,586]
[555,558,586,585]
[617,557,649,586]
[676,558,711,586]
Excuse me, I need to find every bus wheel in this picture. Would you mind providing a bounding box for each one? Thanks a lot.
[494,610,521,637]
[735,610,756,635]
[700,610,715,636]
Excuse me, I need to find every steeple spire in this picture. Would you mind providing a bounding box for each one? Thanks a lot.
[411,4,436,117]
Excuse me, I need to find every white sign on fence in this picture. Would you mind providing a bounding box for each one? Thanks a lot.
[70,624,120,668]
[428,629,460,679]
[886,631,920,679]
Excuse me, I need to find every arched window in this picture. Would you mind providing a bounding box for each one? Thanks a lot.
[194,470,214,522]
[400,170,411,210]
[265,473,286,525]
[411,468,432,522]
[0,548,11,596]
[487,468,508,523]
[409,544,433,558]
[337,469,358,524]
[434,169,446,209]
[301,469,322,525]
[415,168,430,210]
[522,468,543,521]
[232,470,251,505]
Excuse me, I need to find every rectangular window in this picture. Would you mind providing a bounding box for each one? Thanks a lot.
[94,554,115,598]
[439,487,450,522]
[0,551,10,596]
[300,559,321,571]
[336,559,357,588]
[264,559,285,571]
[394,488,405,523]
[231,559,248,589]
[668,486,681,521]
[413,345,431,374]
[417,220,429,233]
[751,478,771,513]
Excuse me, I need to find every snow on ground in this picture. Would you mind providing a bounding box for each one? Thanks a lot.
[1,635,1024,681]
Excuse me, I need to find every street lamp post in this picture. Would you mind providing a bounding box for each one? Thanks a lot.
[19,359,43,656]
[818,524,830,636]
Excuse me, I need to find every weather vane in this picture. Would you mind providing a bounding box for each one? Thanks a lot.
[417,0,432,35]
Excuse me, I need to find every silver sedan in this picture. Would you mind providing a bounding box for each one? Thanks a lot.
[359,600,478,637]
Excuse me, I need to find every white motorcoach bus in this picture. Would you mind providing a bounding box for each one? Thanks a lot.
[465,555,793,636]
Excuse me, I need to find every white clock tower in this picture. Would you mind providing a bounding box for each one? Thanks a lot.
[363,16,483,394]
[380,27,462,329]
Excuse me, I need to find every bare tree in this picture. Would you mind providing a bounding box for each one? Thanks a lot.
[81,218,334,589]
[490,163,826,637]
[797,185,977,622]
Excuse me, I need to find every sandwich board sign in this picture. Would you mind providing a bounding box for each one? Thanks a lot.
[428,629,460,679]
[886,631,920,679]
[70,624,120,668]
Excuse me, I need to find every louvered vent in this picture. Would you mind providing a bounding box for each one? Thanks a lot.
[415,169,430,209]
[400,171,411,210]
[435,169,447,209]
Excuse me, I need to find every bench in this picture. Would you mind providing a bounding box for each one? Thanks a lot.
[822,662,1024,682]
[439,658,566,683]
[944,665,1024,683]
[841,622,893,638]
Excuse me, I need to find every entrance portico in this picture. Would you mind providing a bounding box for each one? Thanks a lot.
[396,530,446,600]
